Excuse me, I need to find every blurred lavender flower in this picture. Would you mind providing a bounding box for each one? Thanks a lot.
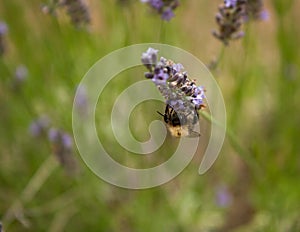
[212,0,246,45]
[0,22,7,36]
[161,7,174,21]
[244,0,269,21]
[12,65,28,90]
[0,21,8,56]
[141,48,206,136]
[15,65,28,81]
[29,116,51,137]
[41,0,61,16]
[74,85,89,118]
[62,0,90,27]
[48,128,78,175]
[215,185,232,207]
[224,0,238,8]
[42,0,90,28]
[141,0,179,21]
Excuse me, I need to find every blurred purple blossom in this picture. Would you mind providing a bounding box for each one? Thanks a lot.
[48,128,61,143]
[0,21,8,56]
[0,22,8,35]
[48,128,78,175]
[74,85,89,117]
[42,0,90,28]
[11,65,28,90]
[212,0,246,45]
[141,0,179,21]
[161,7,174,21]
[48,128,73,148]
[150,0,164,10]
[62,0,91,27]
[61,133,73,149]
[259,10,269,20]
[15,65,28,82]
[29,116,50,137]
[215,185,232,207]
[245,0,269,21]
[224,0,238,8]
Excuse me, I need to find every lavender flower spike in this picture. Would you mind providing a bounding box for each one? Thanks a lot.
[141,49,206,110]
[62,0,91,27]
[245,0,269,21]
[141,48,206,137]
[42,0,91,28]
[48,128,78,175]
[29,115,50,137]
[212,0,247,45]
[162,7,174,21]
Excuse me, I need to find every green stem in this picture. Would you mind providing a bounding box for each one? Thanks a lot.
[3,155,59,228]
[208,45,226,70]
[158,20,166,42]
[200,111,263,177]
[49,206,77,232]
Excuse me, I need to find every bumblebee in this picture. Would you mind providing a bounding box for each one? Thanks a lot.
[158,104,200,137]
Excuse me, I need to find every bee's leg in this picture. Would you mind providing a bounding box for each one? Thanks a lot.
[157,111,164,117]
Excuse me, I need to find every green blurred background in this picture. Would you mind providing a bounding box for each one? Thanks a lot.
[0,0,300,231]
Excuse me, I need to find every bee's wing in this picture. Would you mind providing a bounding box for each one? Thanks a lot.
[188,130,200,138]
